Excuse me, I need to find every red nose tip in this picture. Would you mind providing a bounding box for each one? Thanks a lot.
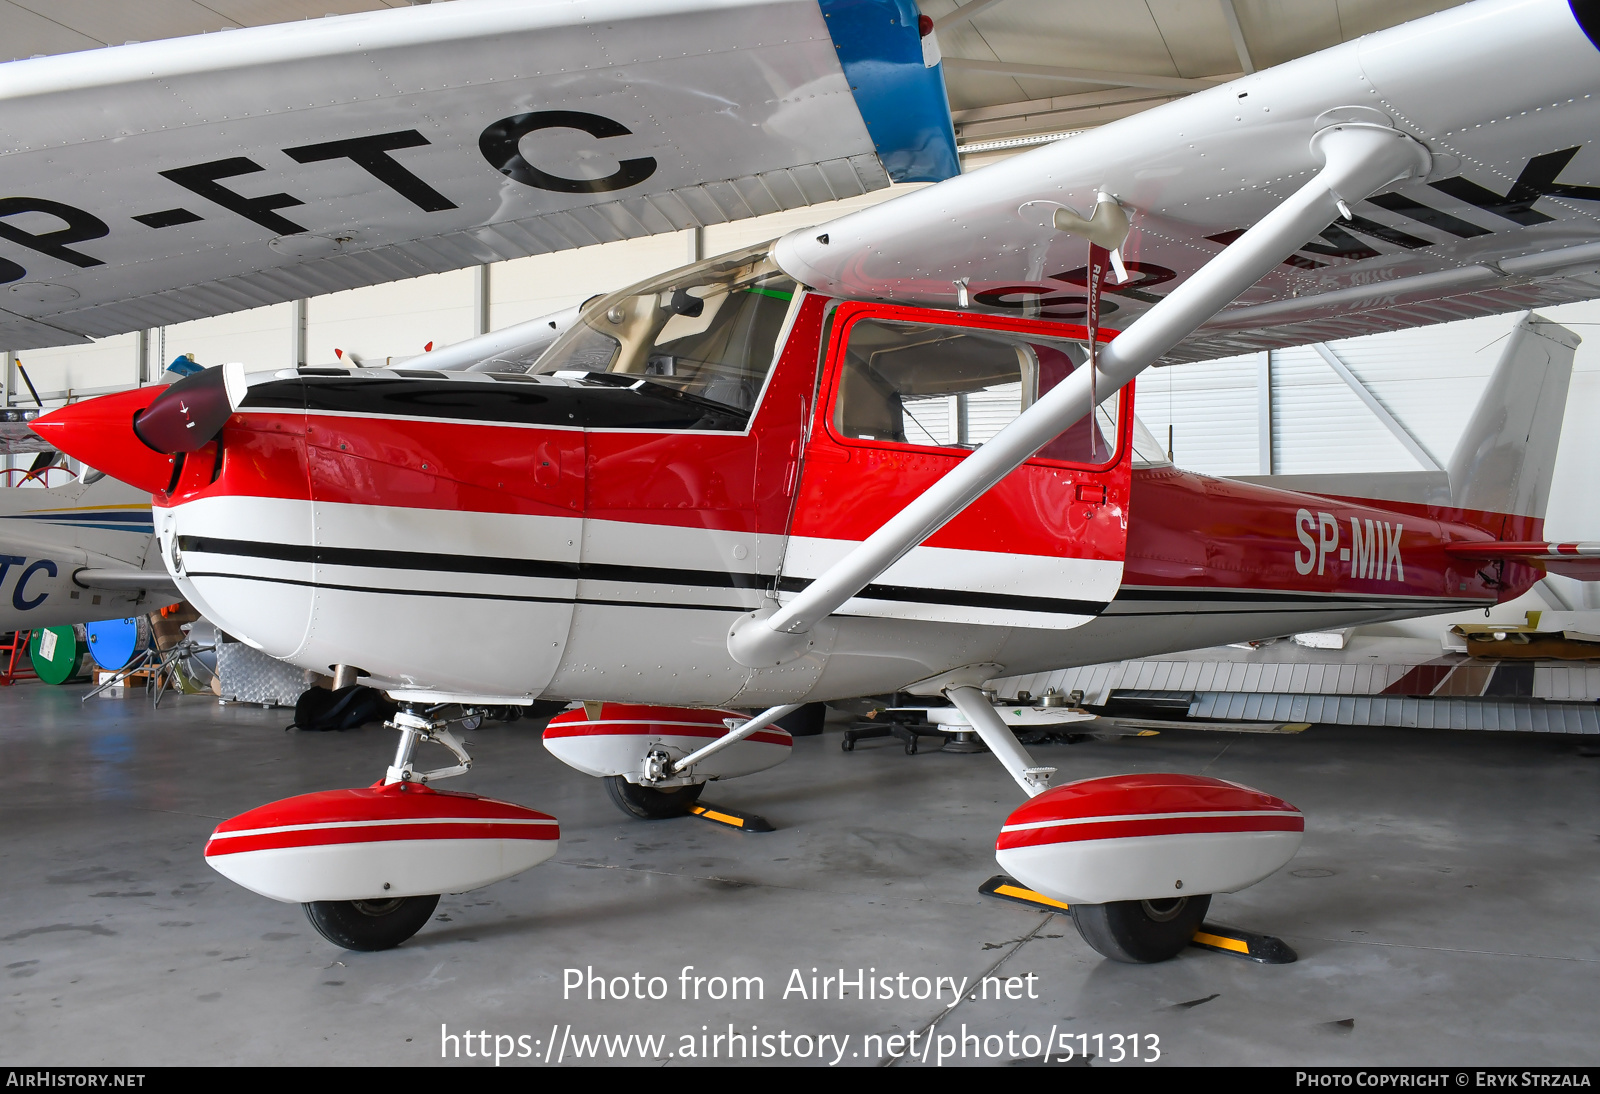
[32,387,177,495]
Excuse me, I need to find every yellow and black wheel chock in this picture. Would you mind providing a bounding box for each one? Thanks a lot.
[688,801,774,833]
[979,875,1297,964]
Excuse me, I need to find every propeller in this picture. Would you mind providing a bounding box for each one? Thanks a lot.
[131,362,248,455]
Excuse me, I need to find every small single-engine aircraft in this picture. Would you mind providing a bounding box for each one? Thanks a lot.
[23,0,1600,959]
[0,471,177,634]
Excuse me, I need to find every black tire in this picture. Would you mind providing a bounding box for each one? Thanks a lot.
[1070,894,1211,964]
[775,702,826,736]
[603,775,705,819]
[303,894,441,951]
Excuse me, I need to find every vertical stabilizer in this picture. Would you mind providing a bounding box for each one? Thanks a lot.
[1447,313,1578,520]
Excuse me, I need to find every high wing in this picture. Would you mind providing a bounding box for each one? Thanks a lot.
[0,0,956,350]
[782,0,1600,362]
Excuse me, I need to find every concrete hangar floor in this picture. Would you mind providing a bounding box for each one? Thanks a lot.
[0,683,1595,1068]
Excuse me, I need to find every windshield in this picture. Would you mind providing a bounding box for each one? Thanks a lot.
[529,243,798,415]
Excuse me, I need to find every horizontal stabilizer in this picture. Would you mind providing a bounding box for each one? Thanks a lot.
[1443,540,1600,580]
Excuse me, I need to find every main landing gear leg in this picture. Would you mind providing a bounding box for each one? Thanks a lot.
[944,685,1055,797]
[951,688,1218,964]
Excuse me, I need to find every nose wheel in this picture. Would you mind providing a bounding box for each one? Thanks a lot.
[304,894,442,952]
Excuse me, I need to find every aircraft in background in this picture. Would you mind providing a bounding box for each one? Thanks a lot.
[25,0,1600,959]
[0,472,176,633]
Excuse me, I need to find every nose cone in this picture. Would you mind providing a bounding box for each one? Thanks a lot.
[32,387,177,495]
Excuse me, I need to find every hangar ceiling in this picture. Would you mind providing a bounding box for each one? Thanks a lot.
[2,0,1470,150]
[929,0,1468,146]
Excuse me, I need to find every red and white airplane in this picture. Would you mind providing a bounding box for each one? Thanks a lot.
[19,0,1600,960]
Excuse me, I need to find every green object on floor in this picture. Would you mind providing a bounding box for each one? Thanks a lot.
[30,624,88,685]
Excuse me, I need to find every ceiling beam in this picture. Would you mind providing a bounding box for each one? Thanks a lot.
[941,57,1226,94]
[1219,0,1255,74]
[932,0,1010,33]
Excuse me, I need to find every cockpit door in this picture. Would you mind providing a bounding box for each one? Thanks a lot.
[782,302,1131,630]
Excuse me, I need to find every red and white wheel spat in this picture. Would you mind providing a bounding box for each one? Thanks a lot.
[995,773,1303,906]
[543,703,792,781]
[204,782,559,903]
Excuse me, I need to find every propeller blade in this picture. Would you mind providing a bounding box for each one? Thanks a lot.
[132,363,246,454]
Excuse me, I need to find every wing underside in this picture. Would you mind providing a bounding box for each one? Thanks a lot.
[0,0,955,350]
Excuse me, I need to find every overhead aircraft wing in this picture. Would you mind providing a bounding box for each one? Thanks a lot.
[0,0,956,350]
[782,0,1600,363]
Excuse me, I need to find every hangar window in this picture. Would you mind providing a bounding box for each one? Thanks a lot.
[524,242,798,419]
[830,317,1152,466]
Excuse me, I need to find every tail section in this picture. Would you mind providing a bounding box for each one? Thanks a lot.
[1228,313,1578,528]
[1445,312,1578,521]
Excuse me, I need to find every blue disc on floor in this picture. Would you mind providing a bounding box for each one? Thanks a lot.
[86,616,151,671]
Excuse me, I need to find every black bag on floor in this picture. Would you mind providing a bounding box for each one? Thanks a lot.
[290,684,398,731]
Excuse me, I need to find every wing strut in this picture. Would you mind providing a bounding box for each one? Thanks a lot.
[730,121,1429,669]
[646,703,802,783]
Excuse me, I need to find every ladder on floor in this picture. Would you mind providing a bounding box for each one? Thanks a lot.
[0,630,36,686]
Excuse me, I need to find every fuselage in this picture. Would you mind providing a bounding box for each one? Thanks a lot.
[37,271,1527,705]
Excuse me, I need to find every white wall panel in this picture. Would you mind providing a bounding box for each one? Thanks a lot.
[489,233,690,331]
[1270,343,1417,474]
[13,333,137,398]
[1313,312,1510,466]
[305,268,476,367]
[162,302,294,375]
[1132,355,1258,476]
[1160,300,1600,543]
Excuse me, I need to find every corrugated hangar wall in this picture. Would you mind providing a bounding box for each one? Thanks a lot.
[6,182,1599,548]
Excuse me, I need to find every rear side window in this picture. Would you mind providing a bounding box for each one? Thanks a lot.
[830,317,1122,465]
